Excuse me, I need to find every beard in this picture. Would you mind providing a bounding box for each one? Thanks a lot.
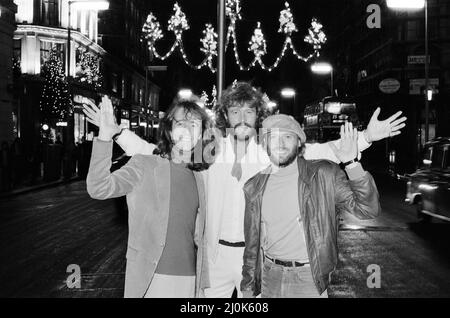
[268,146,299,168]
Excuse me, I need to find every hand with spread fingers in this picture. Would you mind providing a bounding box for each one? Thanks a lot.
[330,122,359,164]
[363,107,407,143]
[83,96,121,142]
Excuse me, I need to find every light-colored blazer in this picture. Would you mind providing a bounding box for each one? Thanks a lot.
[115,129,372,264]
[86,139,209,298]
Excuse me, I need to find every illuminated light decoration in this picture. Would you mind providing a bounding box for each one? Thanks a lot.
[205,108,216,121]
[39,47,73,122]
[56,122,68,127]
[304,18,327,57]
[200,85,218,108]
[141,13,163,47]
[278,2,297,35]
[249,22,267,64]
[142,2,327,73]
[168,2,190,38]
[76,47,103,90]
[144,3,214,72]
[226,0,242,24]
[42,124,49,131]
[200,23,218,70]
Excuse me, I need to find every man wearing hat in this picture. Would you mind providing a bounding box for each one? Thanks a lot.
[241,115,381,298]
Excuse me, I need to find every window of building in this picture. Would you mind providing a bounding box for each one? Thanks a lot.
[440,18,450,38]
[139,88,144,106]
[40,41,65,72]
[13,39,21,74]
[121,77,126,99]
[41,0,59,26]
[14,0,34,23]
[406,20,422,41]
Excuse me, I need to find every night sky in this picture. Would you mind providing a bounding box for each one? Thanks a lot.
[144,0,340,116]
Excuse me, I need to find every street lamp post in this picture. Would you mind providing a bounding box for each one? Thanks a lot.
[387,0,429,142]
[217,0,226,103]
[311,62,334,96]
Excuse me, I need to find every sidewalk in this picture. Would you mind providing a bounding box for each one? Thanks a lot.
[0,176,83,199]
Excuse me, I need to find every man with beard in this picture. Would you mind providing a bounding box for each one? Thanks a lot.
[241,115,380,298]
[83,82,405,297]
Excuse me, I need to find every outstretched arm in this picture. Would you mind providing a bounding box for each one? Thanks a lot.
[87,139,145,200]
[304,108,407,163]
[83,97,156,156]
[86,98,146,200]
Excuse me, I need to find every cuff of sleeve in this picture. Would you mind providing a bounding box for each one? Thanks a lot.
[93,138,113,154]
[360,131,372,147]
[345,163,365,180]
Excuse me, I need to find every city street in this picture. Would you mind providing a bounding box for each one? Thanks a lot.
[1,173,449,298]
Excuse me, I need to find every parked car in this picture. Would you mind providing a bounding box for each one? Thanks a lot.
[403,137,450,222]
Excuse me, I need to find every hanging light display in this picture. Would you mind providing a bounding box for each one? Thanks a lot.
[141,1,327,73]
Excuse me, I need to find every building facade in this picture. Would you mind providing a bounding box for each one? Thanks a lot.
[9,0,159,186]
[0,0,17,145]
[324,0,450,173]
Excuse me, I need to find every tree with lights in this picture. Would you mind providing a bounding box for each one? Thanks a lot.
[76,47,103,90]
[39,48,72,123]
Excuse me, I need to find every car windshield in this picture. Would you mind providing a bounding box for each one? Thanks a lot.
[421,145,448,169]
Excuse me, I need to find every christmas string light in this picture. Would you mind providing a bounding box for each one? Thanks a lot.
[40,47,73,122]
[76,47,103,90]
[304,18,327,56]
[142,1,327,73]
[249,22,267,64]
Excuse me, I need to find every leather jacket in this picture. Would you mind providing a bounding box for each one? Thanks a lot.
[240,157,381,296]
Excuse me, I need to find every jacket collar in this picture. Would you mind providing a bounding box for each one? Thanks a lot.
[246,156,313,201]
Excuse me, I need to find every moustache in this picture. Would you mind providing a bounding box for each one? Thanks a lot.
[233,123,253,130]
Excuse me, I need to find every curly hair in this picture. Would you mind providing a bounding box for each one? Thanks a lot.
[153,100,220,171]
[213,81,270,140]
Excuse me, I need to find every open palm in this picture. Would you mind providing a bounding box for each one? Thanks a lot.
[83,96,120,141]
[365,108,407,142]
[330,122,358,163]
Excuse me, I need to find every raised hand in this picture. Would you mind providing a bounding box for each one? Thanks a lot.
[82,98,101,128]
[83,96,120,141]
[330,122,358,163]
[364,107,407,143]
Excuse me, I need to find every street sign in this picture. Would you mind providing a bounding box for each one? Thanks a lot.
[379,78,401,94]
[409,78,439,95]
[407,55,430,64]
[146,66,168,71]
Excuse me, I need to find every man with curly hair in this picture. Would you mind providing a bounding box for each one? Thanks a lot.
[83,81,406,298]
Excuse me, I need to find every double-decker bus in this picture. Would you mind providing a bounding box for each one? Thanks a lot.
[303,96,360,143]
